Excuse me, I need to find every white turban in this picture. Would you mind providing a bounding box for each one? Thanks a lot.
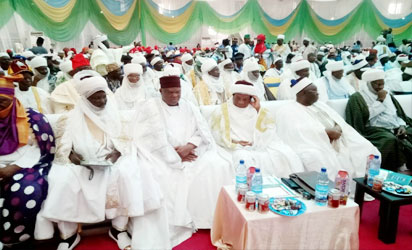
[325,61,344,72]
[181,53,193,63]
[277,34,285,40]
[30,56,47,68]
[397,54,409,62]
[21,51,35,58]
[59,60,73,73]
[290,60,310,72]
[362,69,385,82]
[94,34,108,45]
[219,59,232,68]
[0,52,10,58]
[351,57,368,71]
[150,57,163,66]
[163,64,181,76]
[274,57,282,64]
[76,75,107,98]
[201,58,218,73]
[404,67,412,76]
[124,63,143,76]
[377,35,386,42]
[243,59,260,72]
[230,81,257,96]
[291,77,312,95]
[131,54,146,64]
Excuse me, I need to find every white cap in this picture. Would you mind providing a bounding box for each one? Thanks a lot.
[181,53,193,63]
[277,34,285,40]
[291,60,310,72]
[150,57,163,66]
[303,37,310,42]
[351,57,368,71]
[230,81,257,96]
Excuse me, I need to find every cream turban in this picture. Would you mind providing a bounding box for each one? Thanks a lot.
[94,34,108,45]
[291,77,312,95]
[230,80,257,96]
[201,58,217,73]
[59,60,73,73]
[362,69,385,82]
[163,64,182,76]
[131,54,146,64]
[277,34,285,40]
[291,60,310,72]
[150,57,163,66]
[124,63,143,76]
[181,53,193,63]
[77,76,107,98]
[325,61,344,72]
[243,59,260,72]
[30,56,47,68]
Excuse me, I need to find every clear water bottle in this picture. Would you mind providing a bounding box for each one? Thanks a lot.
[235,160,247,191]
[251,168,263,194]
[364,154,374,182]
[367,155,381,187]
[315,168,329,206]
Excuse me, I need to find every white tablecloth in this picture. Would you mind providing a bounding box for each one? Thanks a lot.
[211,186,359,250]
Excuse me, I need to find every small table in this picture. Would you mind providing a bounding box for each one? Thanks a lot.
[353,177,412,244]
[211,186,360,250]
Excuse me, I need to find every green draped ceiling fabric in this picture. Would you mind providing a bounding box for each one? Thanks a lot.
[1,0,411,46]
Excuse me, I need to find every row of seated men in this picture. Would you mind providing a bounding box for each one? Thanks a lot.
[0,58,411,250]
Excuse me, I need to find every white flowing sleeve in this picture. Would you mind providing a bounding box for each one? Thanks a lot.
[368,100,386,120]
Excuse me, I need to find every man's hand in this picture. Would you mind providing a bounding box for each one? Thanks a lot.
[377,89,387,102]
[325,128,342,142]
[396,126,407,137]
[232,140,253,147]
[69,150,84,165]
[0,164,22,179]
[175,143,197,161]
[182,153,197,162]
[105,149,121,164]
[250,95,261,112]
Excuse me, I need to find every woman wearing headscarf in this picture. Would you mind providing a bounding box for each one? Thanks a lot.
[0,75,55,247]
[37,72,169,250]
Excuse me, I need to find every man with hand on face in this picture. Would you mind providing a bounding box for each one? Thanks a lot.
[315,60,355,102]
[132,75,233,237]
[29,56,51,93]
[210,80,303,177]
[346,68,412,172]
[276,77,380,184]
[8,60,51,113]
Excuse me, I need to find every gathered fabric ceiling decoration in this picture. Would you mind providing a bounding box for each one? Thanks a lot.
[0,0,411,45]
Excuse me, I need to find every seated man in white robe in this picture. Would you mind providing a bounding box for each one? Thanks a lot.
[240,58,268,101]
[150,57,165,91]
[8,60,51,113]
[133,76,233,236]
[181,53,194,75]
[219,59,241,100]
[210,80,303,177]
[315,60,355,102]
[193,58,226,105]
[115,63,155,110]
[49,54,91,113]
[131,53,157,95]
[277,60,310,100]
[36,74,169,250]
[308,53,321,79]
[271,34,291,61]
[276,77,380,189]
[163,64,198,105]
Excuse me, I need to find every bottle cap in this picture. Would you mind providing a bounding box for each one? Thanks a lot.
[321,167,327,172]
[255,168,261,173]
[240,160,245,164]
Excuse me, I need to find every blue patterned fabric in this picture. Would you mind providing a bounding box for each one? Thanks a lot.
[0,108,55,245]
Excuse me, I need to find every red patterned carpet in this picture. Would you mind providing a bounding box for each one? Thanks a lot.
[41,200,411,250]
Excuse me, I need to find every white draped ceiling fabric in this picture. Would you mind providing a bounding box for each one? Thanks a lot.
[0,0,411,51]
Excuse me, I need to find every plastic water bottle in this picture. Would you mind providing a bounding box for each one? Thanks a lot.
[364,154,375,182]
[251,168,263,194]
[235,160,247,191]
[367,155,381,187]
[315,168,329,206]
